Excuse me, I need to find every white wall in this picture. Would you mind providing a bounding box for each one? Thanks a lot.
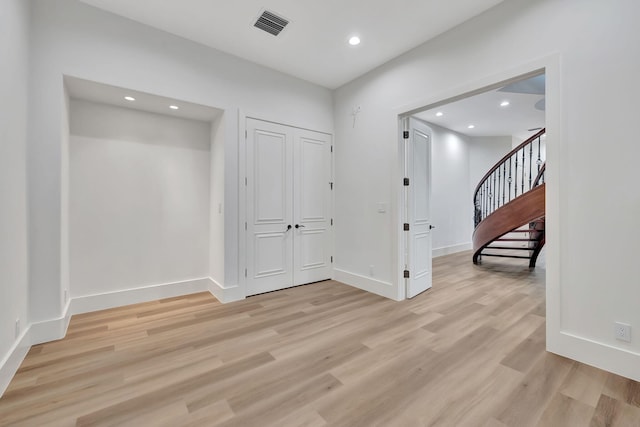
[334,0,640,380]
[469,136,512,192]
[60,84,71,308]
[69,100,211,297]
[0,0,31,394]
[423,122,473,254]
[209,117,225,287]
[511,135,525,149]
[27,0,333,323]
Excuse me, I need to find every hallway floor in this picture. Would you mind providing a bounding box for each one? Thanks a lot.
[1,251,638,426]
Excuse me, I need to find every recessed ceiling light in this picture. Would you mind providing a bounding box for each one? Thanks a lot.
[500,100,510,107]
[468,125,475,129]
[348,36,361,46]
[124,96,135,101]
[169,105,179,110]
[436,112,443,117]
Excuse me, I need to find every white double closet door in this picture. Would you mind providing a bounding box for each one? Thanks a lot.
[246,118,332,296]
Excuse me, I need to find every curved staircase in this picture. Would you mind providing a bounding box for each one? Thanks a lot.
[472,129,546,268]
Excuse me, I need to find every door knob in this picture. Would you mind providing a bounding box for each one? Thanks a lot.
[295,224,305,229]
[285,224,292,232]
[429,225,436,230]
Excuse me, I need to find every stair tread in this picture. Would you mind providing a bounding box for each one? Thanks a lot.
[481,253,531,259]
[485,246,533,251]
[496,238,537,242]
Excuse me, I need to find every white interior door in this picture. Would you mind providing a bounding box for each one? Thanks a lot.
[246,119,332,296]
[246,119,294,295]
[293,129,332,285]
[406,117,433,298]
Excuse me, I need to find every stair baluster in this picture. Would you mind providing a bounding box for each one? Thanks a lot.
[529,143,533,188]
[521,146,525,195]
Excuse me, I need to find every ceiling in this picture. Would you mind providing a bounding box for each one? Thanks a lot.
[77,0,506,89]
[413,74,545,140]
[65,76,223,122]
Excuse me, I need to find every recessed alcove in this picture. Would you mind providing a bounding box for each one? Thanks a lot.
[63,77,224,311]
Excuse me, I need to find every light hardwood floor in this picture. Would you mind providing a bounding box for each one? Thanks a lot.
[1,251,639,426]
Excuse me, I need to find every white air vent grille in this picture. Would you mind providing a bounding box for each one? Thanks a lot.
[254,10,289,36]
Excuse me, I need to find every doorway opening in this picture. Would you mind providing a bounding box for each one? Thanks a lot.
[400,69,546,300]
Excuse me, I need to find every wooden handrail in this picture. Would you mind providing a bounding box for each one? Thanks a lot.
[473,128,545,227]
[472,184,545,264]
[473,128,545,198]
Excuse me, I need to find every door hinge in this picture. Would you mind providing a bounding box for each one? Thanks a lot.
[245,268,247,277]
[403,131,409,139]
[331,218,333,226]
[404,270,410,278]
[330,182,333,190]
[245,130,247,138]
[403,178,410,186]
[245,222,247,230]
[331,145,333,153]
[403,223,410,231]
[331,256,333,263]
[245,177,247,186]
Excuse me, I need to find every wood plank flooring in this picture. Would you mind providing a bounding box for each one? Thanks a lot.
[1,251,639,426]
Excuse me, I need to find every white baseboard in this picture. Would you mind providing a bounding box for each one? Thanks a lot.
[0,327,31,397]
[333,268,398,300]
[432,242,472,258]
[28,278,210,346]
[30,299,72,345]
[69,277,211,315]
[20,278,219,347]
[208,278,245,303]
[549,331,640,382]
[0,276,243,398]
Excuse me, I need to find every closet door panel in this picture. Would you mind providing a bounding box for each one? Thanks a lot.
[246,119,294,295]
[293,130,332,285]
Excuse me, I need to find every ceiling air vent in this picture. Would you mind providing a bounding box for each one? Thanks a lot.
[254,10,289,36]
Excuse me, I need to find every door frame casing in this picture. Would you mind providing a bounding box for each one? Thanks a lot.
[394,56,560,307]
[239,112,334,298]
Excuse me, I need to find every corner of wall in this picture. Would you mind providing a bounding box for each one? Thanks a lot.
[30,299,72,346]
[1,300,72,395]
[207,277,245,304]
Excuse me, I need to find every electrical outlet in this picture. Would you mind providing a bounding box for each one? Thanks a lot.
[614,322,631,342]
[15,319,20,339]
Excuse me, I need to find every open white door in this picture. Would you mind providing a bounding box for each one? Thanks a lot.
[406,117,433,298]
